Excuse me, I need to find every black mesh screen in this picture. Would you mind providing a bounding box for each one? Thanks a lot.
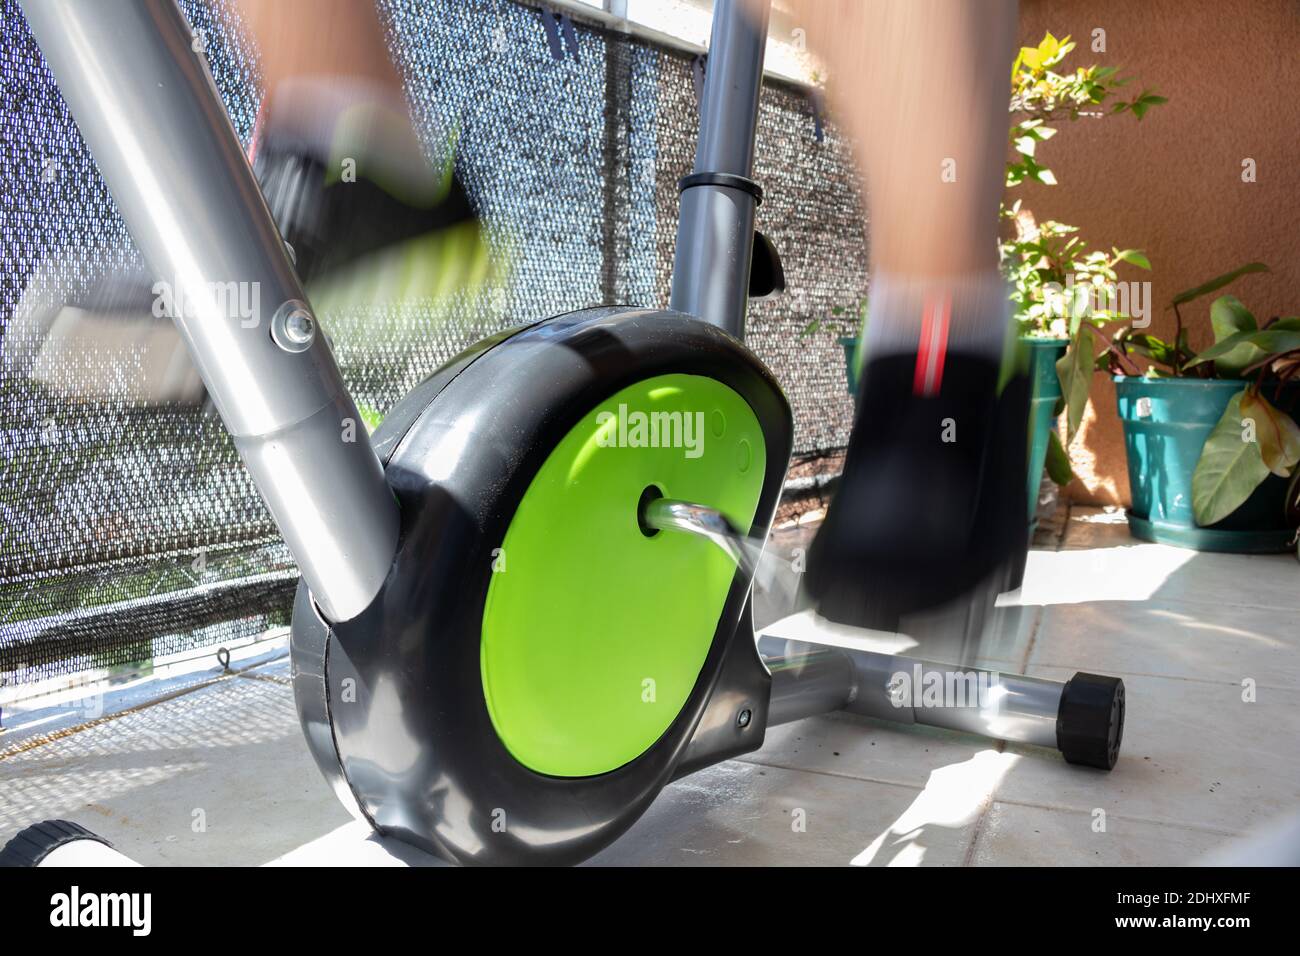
[0,0,866,685]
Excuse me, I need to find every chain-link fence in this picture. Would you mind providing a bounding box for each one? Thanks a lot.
[0,0,866,686]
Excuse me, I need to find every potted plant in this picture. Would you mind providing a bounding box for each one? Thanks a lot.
[793,290,865,391]
[1058,262,1300,552]
[1001,32,1164,521]
[825,301,867,394]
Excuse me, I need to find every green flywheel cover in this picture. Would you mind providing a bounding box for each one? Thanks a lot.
[481,373,767,777]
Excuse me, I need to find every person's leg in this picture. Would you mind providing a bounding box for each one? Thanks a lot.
[238,0,401,94]
[236,0,443,206]
[769,0,1017,352]
[743,0,1024,625]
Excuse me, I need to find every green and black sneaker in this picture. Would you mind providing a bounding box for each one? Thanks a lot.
[8,126,491,406]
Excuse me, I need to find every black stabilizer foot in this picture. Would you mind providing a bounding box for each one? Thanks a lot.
[1056,672,1125,770]
[0,819,112,867]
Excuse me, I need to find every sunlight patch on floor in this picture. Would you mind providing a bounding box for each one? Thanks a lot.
[851,749,1019,866]
[1014,545,1197,607]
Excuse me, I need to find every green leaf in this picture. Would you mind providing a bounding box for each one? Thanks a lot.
[1128,90,1168,120]
[1112,248,1152,270]
[1210,295,1257,341]
[1192,390,1272,526]
[1067,283,1091,333]
[1119,331,1175,367]
[1241,390,1300,477]
[1171,262,1270,306]
[1207,295,1262,376]
[1045,428,1075,485]
[1056,324,1096,441]
[1188,328,1300,370]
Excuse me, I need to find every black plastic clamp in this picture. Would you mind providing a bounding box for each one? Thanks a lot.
[678,172,763,205]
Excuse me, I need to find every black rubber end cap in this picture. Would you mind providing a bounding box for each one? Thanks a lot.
[1057,672,1125,770]
[0,819,111,867]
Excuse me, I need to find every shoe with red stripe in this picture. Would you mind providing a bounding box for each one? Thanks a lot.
[805,344,1029,631]
[913,290,952,396]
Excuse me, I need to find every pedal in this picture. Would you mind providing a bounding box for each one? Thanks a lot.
[639,496,762,578]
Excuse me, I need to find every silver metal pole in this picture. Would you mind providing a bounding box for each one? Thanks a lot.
[669,0,770,338]
[758,635,1064,750]
[763,640,856,726]
[22,0,399,622]
[642,497,761,578]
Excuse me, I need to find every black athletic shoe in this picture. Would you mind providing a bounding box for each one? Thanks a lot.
[252,132,487,314]
[805,349,1030,630]
[9,133,487,405]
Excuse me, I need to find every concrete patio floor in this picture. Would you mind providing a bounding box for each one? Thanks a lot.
[2,506,1297,866]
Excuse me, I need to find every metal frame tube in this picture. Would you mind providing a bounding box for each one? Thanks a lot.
[764,640,855,726]
[642,497,759,578]
[669,0,770,338]
[759,636,1064,750]
[22,0,398,622]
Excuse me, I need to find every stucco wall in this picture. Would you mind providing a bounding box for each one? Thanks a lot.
[1015,0,1300,505]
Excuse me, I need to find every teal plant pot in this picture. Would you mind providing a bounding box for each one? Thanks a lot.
[840,335,1066,522]
[839,336,862,396]
[1024,337,1068,521]
[1115,376,1300,553]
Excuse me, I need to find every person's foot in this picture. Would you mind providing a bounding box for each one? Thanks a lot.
[805,348,1029,630]
[252,129,486,315]
[8,125,485,405]
[5,266,208,405]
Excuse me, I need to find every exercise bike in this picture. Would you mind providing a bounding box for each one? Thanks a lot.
[17,0,1124,867]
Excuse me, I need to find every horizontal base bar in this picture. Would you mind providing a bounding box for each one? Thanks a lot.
[758,634,1061,750]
